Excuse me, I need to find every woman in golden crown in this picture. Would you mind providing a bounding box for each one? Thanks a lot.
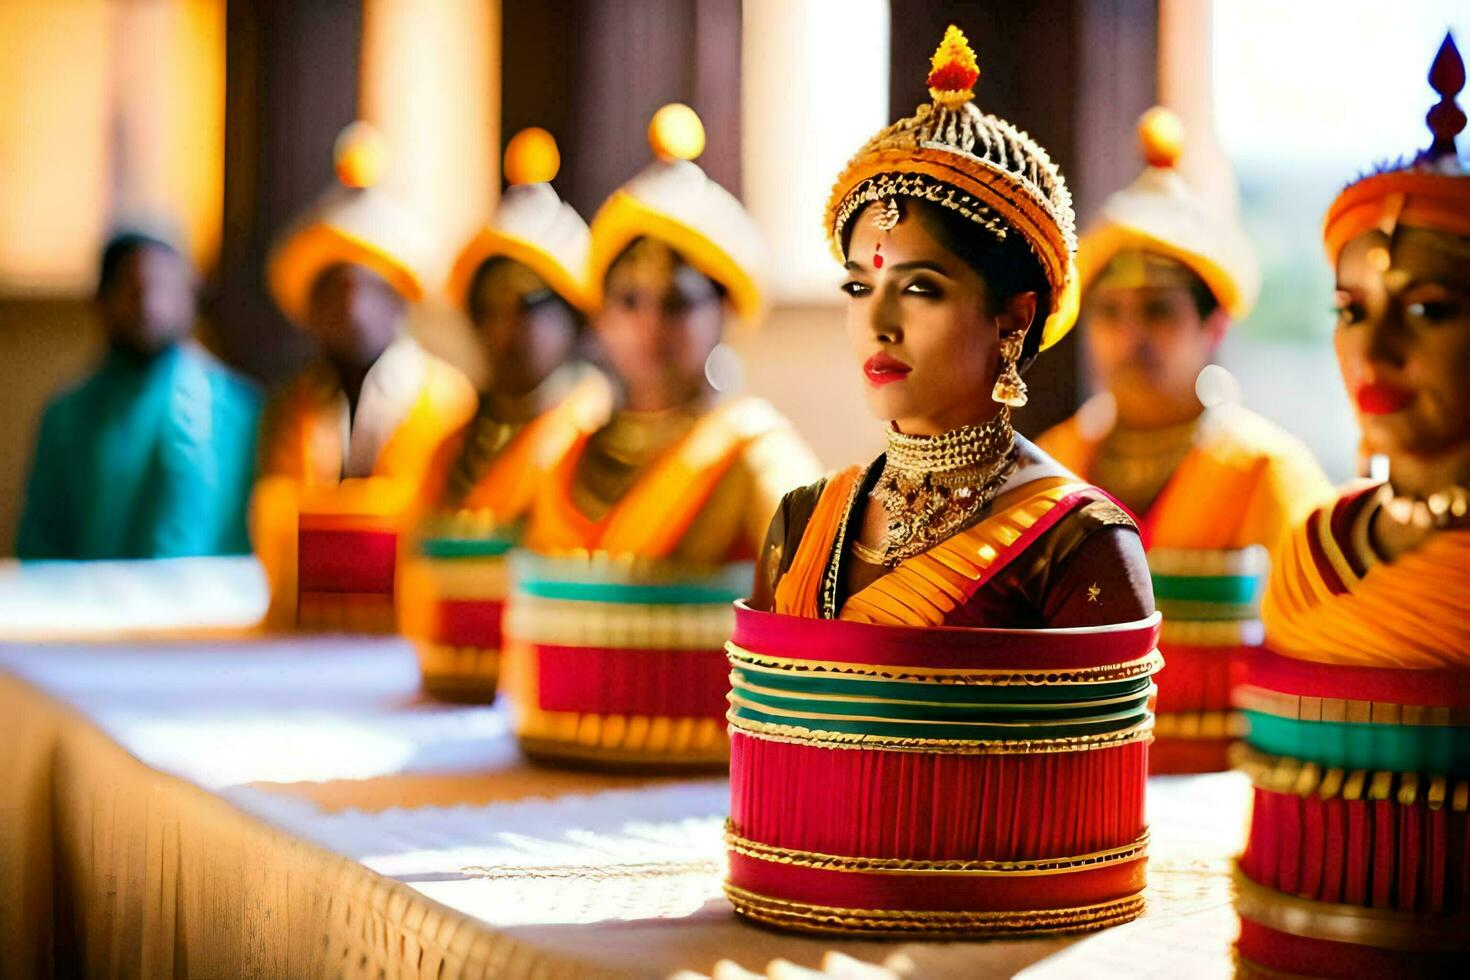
[1233,34,1470,976]
[502,104,820,770]
[724,28,1162,938]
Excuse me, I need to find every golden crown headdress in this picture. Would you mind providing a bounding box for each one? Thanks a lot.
[824,26,1080,350]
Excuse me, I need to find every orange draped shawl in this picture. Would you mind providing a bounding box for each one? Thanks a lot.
[774,472,1092,626]
[1262,487,1470,669]
[1038,407,1330,551]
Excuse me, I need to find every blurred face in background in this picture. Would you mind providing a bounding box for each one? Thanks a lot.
[1084,255,1229,428]
[468,258,579,398]
[841,201,1035,436]
[1334,227,1470,463]
[306,263,405,370]
[99,244,197,356]
[596,237,723,412]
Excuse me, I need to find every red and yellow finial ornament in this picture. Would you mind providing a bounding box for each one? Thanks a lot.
[333,121,387,189]
[1138,107,1185,169]
[927,25,980,108]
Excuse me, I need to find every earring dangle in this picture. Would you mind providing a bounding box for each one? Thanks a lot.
[991,331,1028,407]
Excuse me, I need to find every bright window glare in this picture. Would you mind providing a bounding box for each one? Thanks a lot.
[1215,1,1469,175]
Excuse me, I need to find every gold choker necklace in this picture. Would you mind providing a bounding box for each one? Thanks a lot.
[859,408,1018,566]
[1375,482,1470,529]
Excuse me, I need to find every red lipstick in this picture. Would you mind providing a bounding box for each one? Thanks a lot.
[863,352,911,386]
[1355,382,1413,415]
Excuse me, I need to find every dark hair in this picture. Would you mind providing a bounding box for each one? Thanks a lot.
[1184,270,1221,322]
[466,256,582,327]
[843,198,1052,367]
[97,232,179,297]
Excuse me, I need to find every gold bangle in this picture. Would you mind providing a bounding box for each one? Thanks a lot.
[726,823,1149,876]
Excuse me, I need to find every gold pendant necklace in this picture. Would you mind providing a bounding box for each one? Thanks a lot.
[862,408,1018,566]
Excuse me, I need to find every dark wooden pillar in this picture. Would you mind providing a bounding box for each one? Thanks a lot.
[888,0,1158,437]
[500,0,742,220]
[215,0,364,385]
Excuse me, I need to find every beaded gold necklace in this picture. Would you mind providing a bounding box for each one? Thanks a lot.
[853,407,1019,567]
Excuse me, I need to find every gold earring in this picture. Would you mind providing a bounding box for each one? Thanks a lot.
[991,330,1028,407]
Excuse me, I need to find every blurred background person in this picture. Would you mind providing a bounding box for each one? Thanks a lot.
[399,127,609,703]
[251,123,476,632]
[1037,108,1332,773]
[504,104,820,770]
[16,230,260,560]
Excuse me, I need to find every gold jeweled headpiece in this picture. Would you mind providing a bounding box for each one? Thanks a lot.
[824,25,1080,351]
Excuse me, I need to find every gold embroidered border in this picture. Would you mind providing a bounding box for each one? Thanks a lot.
[1235,686,1470,727]
[415,642,500,701]
[726,643,1163,686]
[728,710,1154,755]
[1153,709,1245,740]
[1233,866,1470,952]
[1231,743,1469,810]
[516,734,729,771]
[724,883,1145,937]
[725,823,1148,876]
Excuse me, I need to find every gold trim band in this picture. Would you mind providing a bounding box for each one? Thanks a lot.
[725,824,1149,876]
[724,883,1145,937]
[1153,710,1244,740]
[729,711,1154,755]
[1233,866,1470,952]
[1235,686,1470,727]
[726,643,1163,686]
[1230,743,1468,810]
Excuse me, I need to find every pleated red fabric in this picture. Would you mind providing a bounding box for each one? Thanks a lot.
[1239,786,1469,915]
[729,732,1148,862]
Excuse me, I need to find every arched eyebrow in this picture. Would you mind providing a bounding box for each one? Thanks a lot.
[844,259,953,277]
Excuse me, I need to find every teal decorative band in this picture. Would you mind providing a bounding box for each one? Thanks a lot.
[516,578,745,605]
[1150,573,1264,606]
[511,552,751,606]
[729,657,1156,743]
[1242,710,1470,775]
[418,535,516,559]
[732,664,1152,704]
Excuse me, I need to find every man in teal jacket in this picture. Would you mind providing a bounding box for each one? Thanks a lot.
[16,232,262,559]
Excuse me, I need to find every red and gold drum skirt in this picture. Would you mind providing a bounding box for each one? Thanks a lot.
[724,603,1163,936]
[503,553,750,770]
[1234,651,1470,976]
[398,514,517,703]
[1147,546,1266,773]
